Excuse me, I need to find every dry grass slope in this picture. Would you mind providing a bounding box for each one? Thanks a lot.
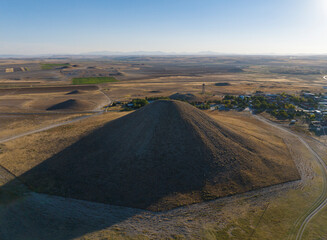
[17,100,300,211]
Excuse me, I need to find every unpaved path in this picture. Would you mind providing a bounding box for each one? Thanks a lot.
[253,115,327,240]
[0,112,103,186]
[0,113,102,144]
[97,86,112,111]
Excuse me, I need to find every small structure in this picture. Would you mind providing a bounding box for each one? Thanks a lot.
[202,83,205,94]
[303,92,315,98]
[318,102,327,111]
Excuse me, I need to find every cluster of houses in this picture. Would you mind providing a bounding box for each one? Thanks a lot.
[301,92,327,135]
[209,91,327,135]
[302,92,327,111]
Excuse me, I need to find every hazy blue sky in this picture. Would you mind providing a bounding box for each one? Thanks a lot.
[1,0,327,55]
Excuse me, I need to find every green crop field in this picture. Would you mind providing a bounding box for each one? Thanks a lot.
[41,63,70,70]
[72,77,118,85]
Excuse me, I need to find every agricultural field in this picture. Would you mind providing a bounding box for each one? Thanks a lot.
[41,63,70,70]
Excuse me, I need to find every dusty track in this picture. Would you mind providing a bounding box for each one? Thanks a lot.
[253,115,327,240]
[0,113,102,144]
[98,86,112,111]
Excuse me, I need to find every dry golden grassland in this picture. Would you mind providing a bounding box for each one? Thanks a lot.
[102,72,326,103]
[0,114,89,140]
[1,57,326,112]
[0,56,325,238]
[0,90,107,112]
[299,139,327,240]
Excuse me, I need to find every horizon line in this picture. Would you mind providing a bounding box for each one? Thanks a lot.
[1,51,327,58]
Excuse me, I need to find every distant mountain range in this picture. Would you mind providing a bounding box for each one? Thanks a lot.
[1,51,327,58]
[81,50,224,56]
[0,51,225,58]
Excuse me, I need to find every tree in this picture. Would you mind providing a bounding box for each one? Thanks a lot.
[132,99,149,109]
[278,110,288,119]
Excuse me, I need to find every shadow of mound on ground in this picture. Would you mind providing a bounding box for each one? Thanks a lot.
[0,177,142,240]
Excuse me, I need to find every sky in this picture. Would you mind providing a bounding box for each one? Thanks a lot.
[0,0,327,55]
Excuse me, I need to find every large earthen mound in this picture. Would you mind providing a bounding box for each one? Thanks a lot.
[20,100,300,211]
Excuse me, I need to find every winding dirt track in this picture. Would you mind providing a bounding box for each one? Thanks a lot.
[253,115,327,240]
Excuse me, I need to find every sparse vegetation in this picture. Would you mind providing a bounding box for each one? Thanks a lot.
[145,96,170,101]
[131,98,148,108]
[41,63,70,70]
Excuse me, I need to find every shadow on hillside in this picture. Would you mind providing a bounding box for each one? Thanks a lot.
[0,177,143,240]
[0,100,301,239]
[0,103,209,239]
[5,102,212,213]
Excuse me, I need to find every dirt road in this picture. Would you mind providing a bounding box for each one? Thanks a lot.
[98,87,112,111]
[0,113,102,144]
[253,115,327,240]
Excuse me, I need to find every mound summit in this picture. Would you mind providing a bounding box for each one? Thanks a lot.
[21,100,300,211]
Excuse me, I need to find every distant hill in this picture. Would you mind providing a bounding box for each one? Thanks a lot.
[46,99,89,111]
[19,100,300,211]
[169,93,199,102]
[81,51,223,56]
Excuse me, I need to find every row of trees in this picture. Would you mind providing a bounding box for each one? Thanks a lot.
[213,95,299,119]
[120,93,321,121]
